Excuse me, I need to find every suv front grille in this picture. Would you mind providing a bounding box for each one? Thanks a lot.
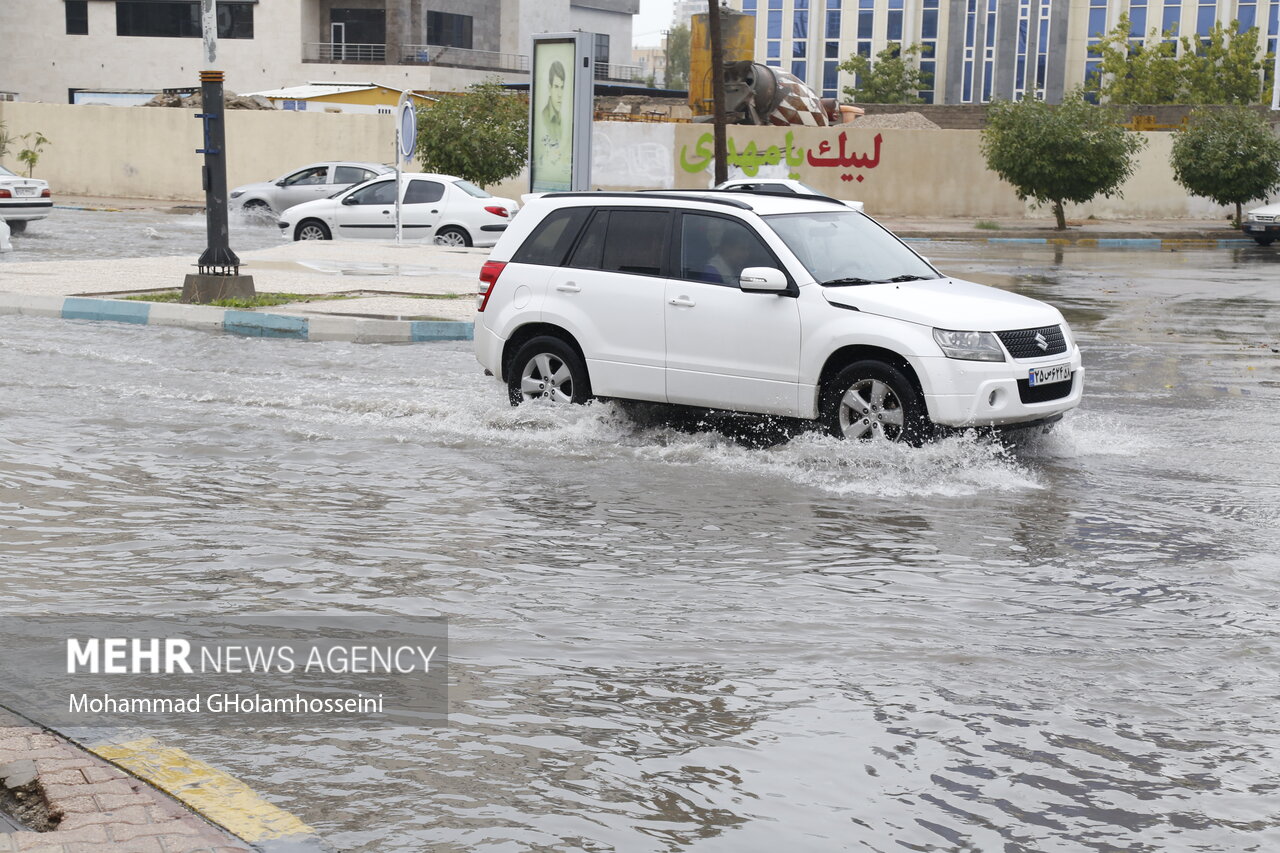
[997,325,1066,359]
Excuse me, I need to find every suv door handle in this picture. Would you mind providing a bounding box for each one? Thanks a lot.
[669,296,695,307]
[555,282,581,293]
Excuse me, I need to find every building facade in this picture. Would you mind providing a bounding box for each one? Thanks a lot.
[728,0,1279,104]
[0,0,639,104]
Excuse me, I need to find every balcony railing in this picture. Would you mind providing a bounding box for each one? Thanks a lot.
[303,43,644,83]
[306,42,386,63]
[304,42,529,73]
[594,62,645,82]
[402,44,530,73]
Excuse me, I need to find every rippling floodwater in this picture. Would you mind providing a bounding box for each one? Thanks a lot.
[2,241,1279,851]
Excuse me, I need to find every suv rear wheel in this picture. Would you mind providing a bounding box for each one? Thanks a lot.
[507,336,592,405]
[821,360,929,444]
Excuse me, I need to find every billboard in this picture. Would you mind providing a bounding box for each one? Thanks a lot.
[530,33,593,193]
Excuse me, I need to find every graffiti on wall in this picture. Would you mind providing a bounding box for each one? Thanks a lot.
[679,130,884,183]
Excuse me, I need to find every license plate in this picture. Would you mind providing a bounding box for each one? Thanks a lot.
[14,186,36,197]
[1028,363,1071,386]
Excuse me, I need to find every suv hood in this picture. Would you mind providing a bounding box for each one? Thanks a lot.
[821,277,1063,330]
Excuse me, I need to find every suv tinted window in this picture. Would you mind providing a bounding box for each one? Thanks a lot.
[568,211,609,269]
[679,213,777,286]
[600,210,668,276]
[512,207,590,266]
[404,180,445,204]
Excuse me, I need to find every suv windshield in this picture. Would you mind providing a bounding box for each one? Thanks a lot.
[765,211,938,285]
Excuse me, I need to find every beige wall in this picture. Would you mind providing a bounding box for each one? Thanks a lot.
[0,102,394,200]
[2,103,1271,218]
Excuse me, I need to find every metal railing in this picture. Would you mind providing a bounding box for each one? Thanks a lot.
[306,42,386,63]
[304,42,528,73]
[594,62,644,81]
[402,44,530,73]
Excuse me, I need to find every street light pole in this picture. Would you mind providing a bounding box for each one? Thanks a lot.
[183,0,255,302]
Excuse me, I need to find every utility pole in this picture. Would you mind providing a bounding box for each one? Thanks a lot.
[183,0,255,302]
[708,0,728,185]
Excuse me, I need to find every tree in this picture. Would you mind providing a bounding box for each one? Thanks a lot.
[1086,14,1268,105]
[1170,106,1280,226]
[1085,15,1181,104]
[840,42,930,104]
[981,92,1146,230]
[16,131,51,177]
[664,24,690,90]
[416,81,528,187]
[1178,20,1268,104]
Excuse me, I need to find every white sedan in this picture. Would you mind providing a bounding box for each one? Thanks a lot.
[278,173,518,247]
[715,177,863,211]
[0,164,52,233]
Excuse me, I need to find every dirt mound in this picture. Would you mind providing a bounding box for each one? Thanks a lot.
[852,111,940,130]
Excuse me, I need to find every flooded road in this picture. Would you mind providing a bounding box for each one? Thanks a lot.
[2,241,1279,851]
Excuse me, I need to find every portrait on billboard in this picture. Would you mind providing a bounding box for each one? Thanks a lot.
[531,39,576,193]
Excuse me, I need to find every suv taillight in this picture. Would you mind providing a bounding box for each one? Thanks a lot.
[477,261,506,312]
[41,189,51,198]
[483,205,510,218]
[0,190,10,199]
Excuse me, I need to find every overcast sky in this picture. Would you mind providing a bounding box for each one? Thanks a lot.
[633,0,677,48]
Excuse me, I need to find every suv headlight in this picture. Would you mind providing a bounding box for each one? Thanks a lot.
[932,328,1006,362]
[230,190,244,199]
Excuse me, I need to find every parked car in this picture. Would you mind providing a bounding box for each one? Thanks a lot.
[715,177,863,211]
[0,164,52,233]
[278,173,518,247]
[1242,201,1280,246]
[230,161,392,215]
[474,191,1083,444]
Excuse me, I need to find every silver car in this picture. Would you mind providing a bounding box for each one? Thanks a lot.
[230,161,392,215]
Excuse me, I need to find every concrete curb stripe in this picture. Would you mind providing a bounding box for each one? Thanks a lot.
[410,320,473,341]
[223,309,309,339]
[62,296,151,324]
[92,737,322,847]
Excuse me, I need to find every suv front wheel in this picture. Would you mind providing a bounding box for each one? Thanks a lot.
[507,336,592,406]
[821,360,930,444]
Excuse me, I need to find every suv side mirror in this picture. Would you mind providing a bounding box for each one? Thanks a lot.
[342,195,359,205]
[738,267,788,293]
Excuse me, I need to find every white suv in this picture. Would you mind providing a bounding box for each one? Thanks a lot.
[473,191,1083,443]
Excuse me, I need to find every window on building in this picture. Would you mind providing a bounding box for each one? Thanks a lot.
[888,0,903,42]
[767,10,782,39]
[1237,1,1257,31]
[1130,0,1148,38]
[792,60,807,79]
[116,2,253,39]
[65,0,88,35]
[1162,0,1180,39]
[857,0,873,40]
[426,11,472,49]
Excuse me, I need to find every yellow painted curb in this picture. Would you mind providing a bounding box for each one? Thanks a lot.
[93,737,315,843]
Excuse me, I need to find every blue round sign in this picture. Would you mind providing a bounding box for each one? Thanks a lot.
[397,98,416,161]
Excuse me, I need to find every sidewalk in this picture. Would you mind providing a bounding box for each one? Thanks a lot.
[1,708,252,852]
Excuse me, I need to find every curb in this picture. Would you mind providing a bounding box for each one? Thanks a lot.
[0,292,475,344]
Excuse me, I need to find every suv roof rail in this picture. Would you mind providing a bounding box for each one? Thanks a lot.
[540,191,754,210]
[714,187,851,207]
